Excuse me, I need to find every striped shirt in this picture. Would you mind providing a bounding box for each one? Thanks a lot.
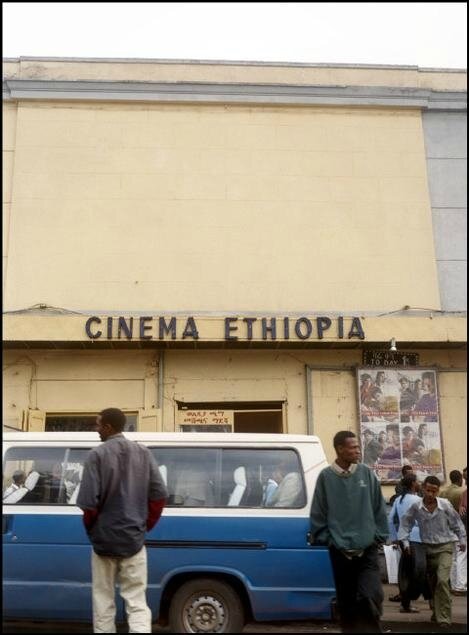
[398,496,466,549]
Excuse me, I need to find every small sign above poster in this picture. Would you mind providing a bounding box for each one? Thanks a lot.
[363,351,419,367]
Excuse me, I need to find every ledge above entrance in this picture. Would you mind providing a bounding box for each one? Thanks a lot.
[3,312,467,349]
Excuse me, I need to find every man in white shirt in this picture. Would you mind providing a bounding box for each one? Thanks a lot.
[266,463,303,507]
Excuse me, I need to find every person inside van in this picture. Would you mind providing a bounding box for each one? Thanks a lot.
[266,461,302,507]
[3,470,26,502]
[4,469,41,504]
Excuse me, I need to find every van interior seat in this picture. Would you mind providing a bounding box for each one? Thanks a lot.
[3,487,30,504]
[13,471,42,504]
[67,466,84,505]
[227,466,247,506]
[24,471,40,491]
[159,465,167,486]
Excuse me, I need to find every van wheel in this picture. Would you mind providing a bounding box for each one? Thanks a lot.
[169,578,245,633]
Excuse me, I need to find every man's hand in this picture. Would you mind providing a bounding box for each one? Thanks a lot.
[459,544,466,552]
[403,546,411,556]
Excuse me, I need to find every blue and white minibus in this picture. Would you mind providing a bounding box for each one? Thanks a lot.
[3,432,336,632]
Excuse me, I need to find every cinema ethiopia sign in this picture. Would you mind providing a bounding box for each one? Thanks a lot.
[85,315,365,341]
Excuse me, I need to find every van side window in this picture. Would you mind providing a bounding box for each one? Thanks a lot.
[3,447,88,506]
[222,449,306,508]
[150,447,305,509]
[151,448,218,507]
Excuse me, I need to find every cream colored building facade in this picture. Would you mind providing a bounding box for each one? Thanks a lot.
[3,58,467,497]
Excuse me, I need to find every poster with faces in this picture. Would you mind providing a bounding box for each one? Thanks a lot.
[357,368,443,483]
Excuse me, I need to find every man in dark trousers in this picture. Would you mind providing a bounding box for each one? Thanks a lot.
[310,430,389,633]
[77,408,168,633]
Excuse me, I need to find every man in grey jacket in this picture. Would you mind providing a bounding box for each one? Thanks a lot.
[77,408,168,633]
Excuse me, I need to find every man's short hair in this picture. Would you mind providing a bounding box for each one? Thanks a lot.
[333,430,356,450]
[449,469,462,484]
[99,407,126,432]
[402,465,413,476]
[12,470,25,484]
[424,475,440,488]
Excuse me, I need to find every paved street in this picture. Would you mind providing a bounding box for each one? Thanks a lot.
[3,586,466,633]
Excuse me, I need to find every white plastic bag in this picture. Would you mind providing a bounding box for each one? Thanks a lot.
[383,544,401,584]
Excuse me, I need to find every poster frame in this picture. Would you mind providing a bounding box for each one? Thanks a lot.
[356,366,445,485]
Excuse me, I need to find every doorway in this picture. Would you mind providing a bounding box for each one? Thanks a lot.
[177,401,284,433]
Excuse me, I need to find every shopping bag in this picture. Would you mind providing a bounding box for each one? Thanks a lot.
[383,544,401,584]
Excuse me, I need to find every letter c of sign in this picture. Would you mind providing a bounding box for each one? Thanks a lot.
[86,316,102,339]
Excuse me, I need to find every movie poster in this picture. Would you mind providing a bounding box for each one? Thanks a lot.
[357,368,443,483]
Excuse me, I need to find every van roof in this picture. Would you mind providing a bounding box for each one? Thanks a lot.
[3,431,322,444]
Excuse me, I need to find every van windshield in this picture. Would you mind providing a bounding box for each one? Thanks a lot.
[151,447,306,509]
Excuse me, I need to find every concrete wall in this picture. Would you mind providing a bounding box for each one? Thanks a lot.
[4,102,440,314]
[2,102,17,297]
[423,111,467,311]
[2,350,159,431]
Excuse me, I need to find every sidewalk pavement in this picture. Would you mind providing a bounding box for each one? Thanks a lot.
[380,583,466,626]
[243,584,466,632]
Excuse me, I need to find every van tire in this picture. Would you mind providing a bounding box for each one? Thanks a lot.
[168,577,245,633]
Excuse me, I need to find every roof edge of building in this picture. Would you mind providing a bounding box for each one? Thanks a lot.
[3,79,466,110]
[2,56,466,73]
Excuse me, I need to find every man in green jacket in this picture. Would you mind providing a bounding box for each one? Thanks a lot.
[310,430,389,633]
